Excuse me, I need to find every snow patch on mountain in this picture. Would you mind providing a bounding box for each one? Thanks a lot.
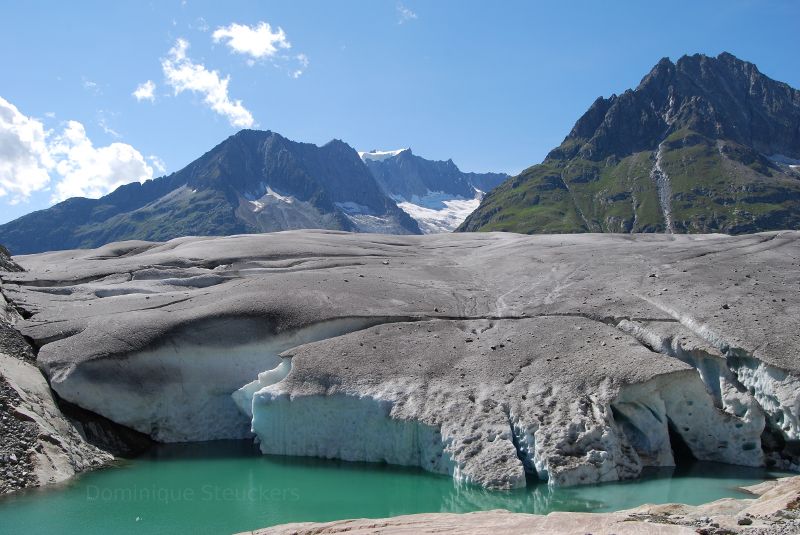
[393,190,482,233]
[359,148,409,162]
[265,186,294,204]
[395,192,480,233]
[248,187,296,212]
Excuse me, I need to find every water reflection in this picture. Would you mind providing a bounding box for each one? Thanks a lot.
[0,441,791,535]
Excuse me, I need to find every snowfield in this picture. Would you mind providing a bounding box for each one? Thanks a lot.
[358,148,409,162]
[397,194,481,233]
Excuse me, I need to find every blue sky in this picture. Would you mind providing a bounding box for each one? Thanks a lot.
[1,0,799,223]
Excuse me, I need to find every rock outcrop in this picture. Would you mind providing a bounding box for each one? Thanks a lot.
[3,230,800,488]
[0,246,112,494]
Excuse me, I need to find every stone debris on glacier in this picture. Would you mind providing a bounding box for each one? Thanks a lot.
[3,230,800,488]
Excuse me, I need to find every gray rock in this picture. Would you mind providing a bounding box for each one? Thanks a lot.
[1,253,113,495]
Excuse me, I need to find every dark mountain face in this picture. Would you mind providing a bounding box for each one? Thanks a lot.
[0,130,421,254]
[460,53,800,234]
[362,149,507,200]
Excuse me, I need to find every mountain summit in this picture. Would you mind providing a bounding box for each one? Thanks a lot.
[460,52,800,234]
[0,130,422,254]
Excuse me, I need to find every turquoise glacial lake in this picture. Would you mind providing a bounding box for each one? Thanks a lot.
[0,441,790,535]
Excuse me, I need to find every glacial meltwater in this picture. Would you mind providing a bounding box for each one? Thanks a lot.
[0,441,790,535]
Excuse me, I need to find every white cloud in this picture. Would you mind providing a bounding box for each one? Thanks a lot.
[49,121,153,201]
[0,96,155,205]
[133,80,156,102]
[0,97,54,203]
[212,22,291,60]
[82,77,101,95]
[161,38,254,128]
[291,53,309,78]
[211,21,308,78]
[193,17,209,32]
[397,3,417,24]
[98,113,121,139]
[148,155,166,174]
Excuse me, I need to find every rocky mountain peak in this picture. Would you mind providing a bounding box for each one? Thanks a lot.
[557,52,800,163]
[0,129,423,253]
[323,138,356,153]
[460,52,800,235]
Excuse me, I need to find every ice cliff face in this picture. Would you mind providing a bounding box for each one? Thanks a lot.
[47,317,395,442]
[3,230,800,488]
[234,319,765,489]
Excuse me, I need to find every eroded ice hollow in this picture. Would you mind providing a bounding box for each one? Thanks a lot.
[234,317,768,489]
[47,316,398,442]
[616,315,800,467]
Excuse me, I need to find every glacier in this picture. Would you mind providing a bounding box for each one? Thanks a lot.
[6,230,800,488]
[396,191,482,233]
[232,317,766,489]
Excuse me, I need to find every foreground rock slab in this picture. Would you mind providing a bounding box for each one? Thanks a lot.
[4,230,800,488]
[242,475,800,535]
[243,510,692,535]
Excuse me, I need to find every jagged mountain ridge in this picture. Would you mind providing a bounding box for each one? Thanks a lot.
[460,52,800,234]
[0,130,422,254]
[361,148,508,233]
[362,148,507,200]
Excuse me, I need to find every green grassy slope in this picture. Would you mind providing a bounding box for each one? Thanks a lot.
[460,53,800,235]
[461,131,800,235]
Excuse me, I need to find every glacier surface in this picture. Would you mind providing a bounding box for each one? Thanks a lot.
[5,230,800,487]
